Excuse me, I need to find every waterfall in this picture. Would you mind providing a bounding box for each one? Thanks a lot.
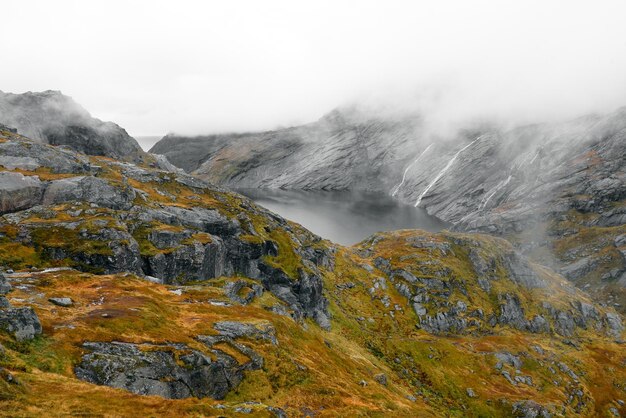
[414,138,480,207]
[391,143,433,197]
[480,175,511,209]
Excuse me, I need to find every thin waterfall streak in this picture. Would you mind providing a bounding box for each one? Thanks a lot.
[391,144,433,197]
[414,138,480,207]
[480,175,511,209]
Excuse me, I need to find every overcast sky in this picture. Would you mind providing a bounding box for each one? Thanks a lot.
[2,0,626,136]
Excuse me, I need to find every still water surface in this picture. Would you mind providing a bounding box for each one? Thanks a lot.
[238,189,450,246]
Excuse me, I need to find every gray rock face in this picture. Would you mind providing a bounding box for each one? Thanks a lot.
[0,307,42,341]
[151,107,423,191]
[419,311,467,334]
[498,294,529,330]
[494,352,522,369]
[212,321,278,345]
[39,225,143,275]
[137,206,239,236]
[76,322,274,400]
[0,172,44,214]
[373,373,387,386]
[604,312,624,339]
[43,176,136,210]
[0,123,17,133]
[560,257,597,281]
[0,90,144,161]
[503,252,546,289]
[0,138,90,174]
[141,240,227,284]
[75,341,247,400]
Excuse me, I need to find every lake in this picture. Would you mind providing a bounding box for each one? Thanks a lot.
[237,189,450,246]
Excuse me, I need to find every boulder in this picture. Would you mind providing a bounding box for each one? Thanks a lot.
[224,280,264,305]
[374,373,388,386]
[0,172,44,214]
[48,297,73,307]
[0,307,42,341]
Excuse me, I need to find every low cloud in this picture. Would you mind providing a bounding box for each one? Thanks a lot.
[3,0,626,136]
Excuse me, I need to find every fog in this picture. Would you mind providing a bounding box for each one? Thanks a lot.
[2,0,626,137]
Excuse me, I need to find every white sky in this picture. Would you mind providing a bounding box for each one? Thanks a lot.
[2,0,626,136]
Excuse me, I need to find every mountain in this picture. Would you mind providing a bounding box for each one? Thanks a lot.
[0,90,145,161]
[151,107,626,315]
[150,106,425,190]
[0,111,624,416]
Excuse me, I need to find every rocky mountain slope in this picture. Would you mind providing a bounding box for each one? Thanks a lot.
[150,107,423,191]
[0,118,625,416]
[0,90,145,161]
[151,107,626,315]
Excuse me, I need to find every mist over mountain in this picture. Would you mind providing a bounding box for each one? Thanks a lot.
[152,103,626,316]
[0,90,144,161]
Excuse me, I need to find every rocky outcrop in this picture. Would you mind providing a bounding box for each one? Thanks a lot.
[0,307,42,341]
[43,176,136,210]
[0,273,42,341]
[0,137,90,173]
[358,231,624,339]
[75,321,274,400]
[0,130,332,328]
[0,90,144,161]
[512,400,552,418]
[75,341,244,400]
